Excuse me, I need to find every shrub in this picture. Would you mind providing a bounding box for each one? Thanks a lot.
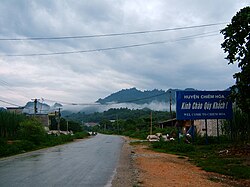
[18,118,46,145]
[16,140,36,151]
[74,132,89,139]
[0,137,7,145]
[152,141,195,154]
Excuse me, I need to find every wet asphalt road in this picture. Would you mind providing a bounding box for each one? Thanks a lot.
[0,134,123,187]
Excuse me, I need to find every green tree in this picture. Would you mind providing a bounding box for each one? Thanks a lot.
[221,6,250,113]
[67,120,83,133]
[18,118,46,145]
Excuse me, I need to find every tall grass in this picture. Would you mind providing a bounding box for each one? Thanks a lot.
[0,111,26,138]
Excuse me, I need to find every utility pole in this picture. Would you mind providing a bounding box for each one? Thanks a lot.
[169,91,174,126]
[67,120,69,133]
[31,98,38,116]
[57,108,61,133]
[150,111,153,135]
[169,91,172,118]
[205,119,208,145]
[34,99,37,116]
[216,119,220,142]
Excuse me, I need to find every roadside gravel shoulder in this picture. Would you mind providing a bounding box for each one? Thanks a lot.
[112,137,250,187]
[111,137,138,187]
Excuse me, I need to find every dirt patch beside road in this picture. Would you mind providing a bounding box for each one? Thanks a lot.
[133,144,227,187]
[112,137,250,187]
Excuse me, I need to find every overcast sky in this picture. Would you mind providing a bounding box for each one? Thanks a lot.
[0,0,249,108]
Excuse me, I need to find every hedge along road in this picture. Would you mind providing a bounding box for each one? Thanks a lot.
[0,134,123,187]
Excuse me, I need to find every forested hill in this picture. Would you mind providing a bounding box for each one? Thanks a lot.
[96,87,196,104]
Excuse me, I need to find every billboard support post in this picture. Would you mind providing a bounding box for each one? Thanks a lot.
[205,119,208,144]
[217,119,220,143]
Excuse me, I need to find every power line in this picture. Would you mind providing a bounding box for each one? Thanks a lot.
[0,99,22,107]
[0,79,31,100]
[0,22,227,41]
[0,79,11,86]
[1,31,220,57]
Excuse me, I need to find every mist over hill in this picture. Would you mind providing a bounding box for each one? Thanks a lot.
[18,87,196,115]
[62,88,197,120]
[96,87,196,105]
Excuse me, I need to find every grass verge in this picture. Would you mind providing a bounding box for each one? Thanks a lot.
[0,132,89,158]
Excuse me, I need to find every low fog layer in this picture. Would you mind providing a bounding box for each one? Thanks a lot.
[22,101,175,115]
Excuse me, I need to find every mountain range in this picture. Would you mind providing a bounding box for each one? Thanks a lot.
[96,87,196,104]
[2,88,196,114]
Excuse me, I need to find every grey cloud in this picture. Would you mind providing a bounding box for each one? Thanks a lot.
[0,0,249,107]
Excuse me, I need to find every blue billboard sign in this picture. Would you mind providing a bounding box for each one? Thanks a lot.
[176,91,233,120]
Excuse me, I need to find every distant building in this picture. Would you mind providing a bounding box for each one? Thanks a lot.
[6,107,24,114]
[158,118,177,128]
[35,114,50,127]
[25,113,49,127]
[48,112,57,129]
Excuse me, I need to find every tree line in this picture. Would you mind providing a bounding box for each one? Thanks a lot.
[65,108,173,123]
[0,110,88,157]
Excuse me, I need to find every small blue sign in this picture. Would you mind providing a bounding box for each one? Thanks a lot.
[176,91,233,120]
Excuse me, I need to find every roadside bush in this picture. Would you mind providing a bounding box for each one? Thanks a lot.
[0,144,7,156]
[74,132,89,139]
[0,140,36,157]
[174,143,195,153]
[5,145,20,156]
[0,137,7,145]
[18,118,46,145]
[58,134,75,142]
[15,140,36,151]
[122,130,148,139]
[195,136,217,145]
[42,134,74,146]
[194,135,231,145]
[152,141,195,154]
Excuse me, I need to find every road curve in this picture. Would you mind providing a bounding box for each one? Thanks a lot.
[0,134,123,187]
